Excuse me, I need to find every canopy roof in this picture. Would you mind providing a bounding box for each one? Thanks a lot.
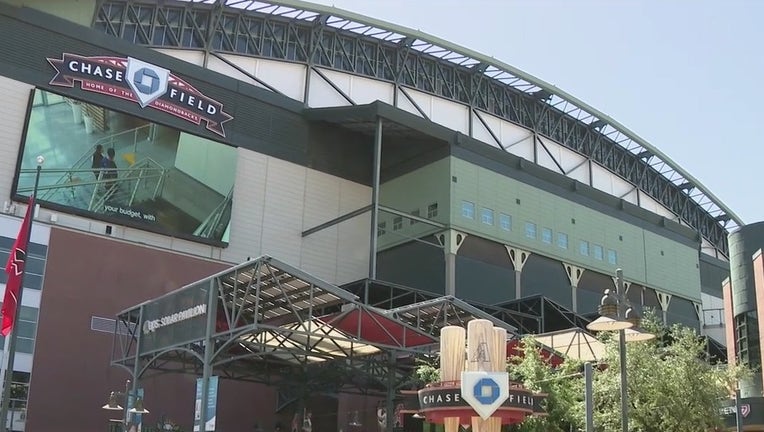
[112,256,517,391]
[530,328,605,362]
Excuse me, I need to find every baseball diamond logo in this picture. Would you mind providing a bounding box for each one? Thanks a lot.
[461,371,510,420]
[741,404,751,418]
[47,53,233,137]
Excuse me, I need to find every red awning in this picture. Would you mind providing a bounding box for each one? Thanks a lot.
[506,338,564,367]
[328,307,437,349]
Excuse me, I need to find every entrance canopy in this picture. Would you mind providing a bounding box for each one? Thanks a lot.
[111,256,517,392]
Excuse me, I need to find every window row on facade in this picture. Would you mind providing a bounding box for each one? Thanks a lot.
[460,200,618,265]
[377,202,438,236]
[0,305,39,355]
[0,242,47,291]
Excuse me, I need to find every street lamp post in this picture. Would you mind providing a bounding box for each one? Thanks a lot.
[586,268,655,432]
[734,386,743,432]
[102,380,150,432]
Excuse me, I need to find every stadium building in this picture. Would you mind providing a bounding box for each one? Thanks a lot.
[0,0,743,431]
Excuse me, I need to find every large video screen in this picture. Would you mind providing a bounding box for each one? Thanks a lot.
[13,89,237,245]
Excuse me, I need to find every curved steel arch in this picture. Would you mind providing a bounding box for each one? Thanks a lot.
[92,0,740,255]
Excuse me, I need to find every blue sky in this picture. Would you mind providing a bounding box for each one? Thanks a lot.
[310,0,763,226]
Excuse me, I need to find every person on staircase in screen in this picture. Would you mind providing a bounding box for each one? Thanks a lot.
[91,144,104,179]
[101,147,118,194]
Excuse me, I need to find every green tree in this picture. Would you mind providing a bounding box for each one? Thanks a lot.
[413,315,746,432]
[592,313,749,432]
[507,337,585,432]
[413,338,586,432]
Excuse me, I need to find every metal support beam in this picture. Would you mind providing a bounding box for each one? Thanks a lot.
[378,205,446,228]
[302,205,372,237]
[369,117,382,279]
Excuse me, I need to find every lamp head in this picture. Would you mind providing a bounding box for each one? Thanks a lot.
[623,328,656,342]
[348,410,362,427]
[128,397,150,414]
[622,308,656,342]
[36,155,45,166]
[587,289,633,332]
[597,289,619,318]
[101,392,123,411]
[625,306,641,328]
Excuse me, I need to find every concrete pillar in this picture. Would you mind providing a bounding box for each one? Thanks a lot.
[436,230,467,297]
[655,291,672,324]
[564,263,585,312]
[505,246,530,299]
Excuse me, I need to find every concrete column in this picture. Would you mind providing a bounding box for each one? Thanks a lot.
[722,277,736,367]
[564,263,585,312]
[368,117,382,279]
[436,230,467,297]
[693,301,703,328]
[505,246,530,299]
[610,274,631,297]
[655,291,672,324]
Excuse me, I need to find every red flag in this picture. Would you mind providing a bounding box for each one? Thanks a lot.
[2,197,35,336]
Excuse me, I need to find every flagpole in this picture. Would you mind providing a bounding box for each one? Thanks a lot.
[0,157,43,432]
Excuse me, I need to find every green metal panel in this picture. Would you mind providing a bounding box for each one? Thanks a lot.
[449,158,700,301]
[643,230,701,300]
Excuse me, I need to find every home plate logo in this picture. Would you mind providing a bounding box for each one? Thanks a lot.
[461,371,509,420]
[741,404,751,418]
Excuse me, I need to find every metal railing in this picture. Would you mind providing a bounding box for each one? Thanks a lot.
[193,186,233,239]
[17,158,167,217]
[38,124,154,202]
[88,157,167,213]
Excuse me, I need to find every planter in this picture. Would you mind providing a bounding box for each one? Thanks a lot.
[71,103,83,124]
[83,115,94,134]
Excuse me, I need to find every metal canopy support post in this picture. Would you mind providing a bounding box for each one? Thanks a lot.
[369,117,383,279]
[127,306,144,431]
[385,351,395,432]
[198,278,218,432]
[123,379,132,432]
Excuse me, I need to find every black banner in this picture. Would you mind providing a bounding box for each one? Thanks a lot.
[722,396,764,429]
[47,53,233,137]
[415,386,546,415]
